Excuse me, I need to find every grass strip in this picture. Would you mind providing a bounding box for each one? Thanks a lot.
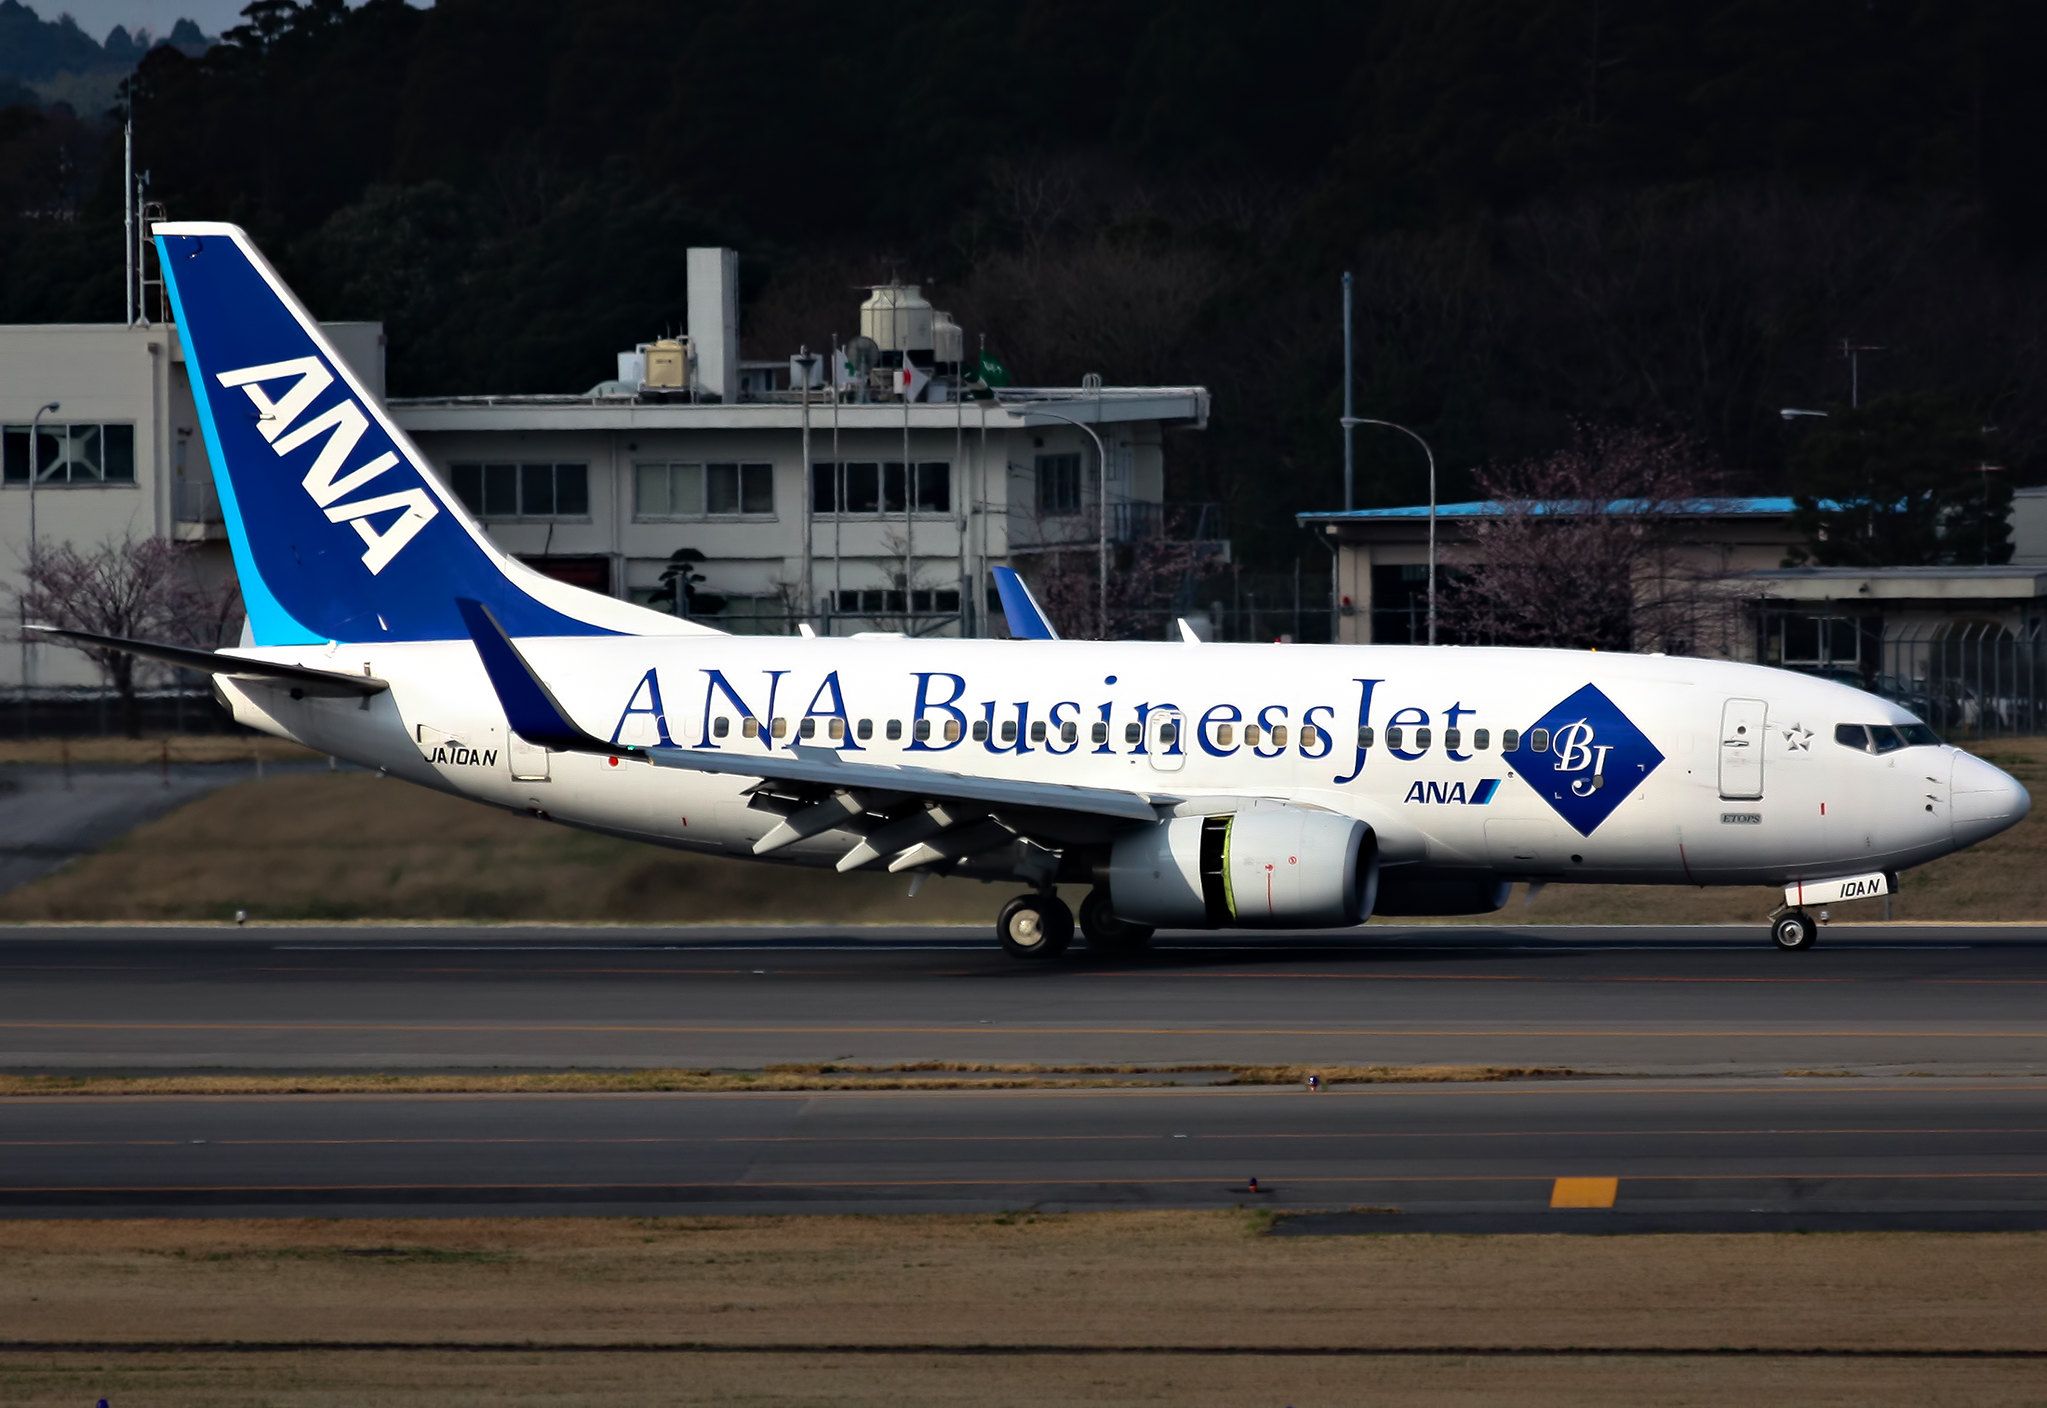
[0,1063,1575,1097]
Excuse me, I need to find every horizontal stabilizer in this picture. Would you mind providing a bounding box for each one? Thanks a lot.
[25,624,387,697]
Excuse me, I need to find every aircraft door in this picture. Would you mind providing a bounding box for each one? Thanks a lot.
[508,733,551,782]
[1718,698,1766,800]
[1145,708,1186,772]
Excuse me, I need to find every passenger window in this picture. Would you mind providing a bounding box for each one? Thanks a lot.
[798,718,816,740]
[886,719,903,741]
[1531,728,1550,753]
[1160,722,1179,747]
[856,719,873,741]
[1271,725,1289,748]
[1125,722,1142,745]
[1300,725,1320,749]
[1501,729,1520,752]
[1474,728,1489,750]
[772,717,789,739]
[914,719,931,741]
[1001,720,1018,744]
[1092,722,1109,745]
[713,717,731,738]
[1217,723,1235,746]
[1414,727,1432,751]
[972,720,990,743]
[742,718,760,739]
[1244,725,1262,747]
[1834,724,1869,752]
[1444,729,1460,751]
[1357,726,1375,748]
[944,720,962,743]
[829,718,845,741]
[1386,726,1403,749]
[1062,722,1078,745]
[1030,721,1046,743]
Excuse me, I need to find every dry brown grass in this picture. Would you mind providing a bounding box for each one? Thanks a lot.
[3,738,2043,924]
[0,1062,1567,1096]
[1,1216,2043,1405]
[0,734,318,766]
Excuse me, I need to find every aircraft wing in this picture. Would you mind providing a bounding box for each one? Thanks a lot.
[25,624,388,697]
[456,599,1172,873]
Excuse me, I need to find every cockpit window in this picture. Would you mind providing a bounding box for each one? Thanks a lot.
[1836,721,1941,754]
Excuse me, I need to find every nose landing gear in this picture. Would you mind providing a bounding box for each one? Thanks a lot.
[1770,908,1818,952]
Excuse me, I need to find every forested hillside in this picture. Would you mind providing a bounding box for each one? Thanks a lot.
[2,0,2043,560]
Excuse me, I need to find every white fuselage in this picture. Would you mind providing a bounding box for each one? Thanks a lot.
[218,636,2006,891]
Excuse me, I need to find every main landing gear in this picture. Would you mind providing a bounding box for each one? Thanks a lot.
[995,888,1157,961]
[1078,888,1155,958]
[997,893,1073,960]
[1770,908,1819,952]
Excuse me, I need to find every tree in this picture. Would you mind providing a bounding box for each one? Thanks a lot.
[1016,508,1209,641]
[642,547,725,620]
[17,535,240,735]
[1441,425,1729,653]
[1788,393,2010,567]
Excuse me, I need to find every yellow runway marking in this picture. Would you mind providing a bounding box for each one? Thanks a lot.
[1550,1177,1620,1208]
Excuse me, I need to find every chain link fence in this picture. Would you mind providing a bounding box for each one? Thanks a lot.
[1769,618,2047,738]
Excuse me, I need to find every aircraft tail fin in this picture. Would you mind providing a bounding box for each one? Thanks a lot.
[155,221,716,647]
[991,566,1060,640]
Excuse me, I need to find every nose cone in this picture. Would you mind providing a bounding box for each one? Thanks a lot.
[1951,751,2031,848]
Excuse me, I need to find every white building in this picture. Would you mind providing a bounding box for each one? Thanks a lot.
[3,245,1212,691]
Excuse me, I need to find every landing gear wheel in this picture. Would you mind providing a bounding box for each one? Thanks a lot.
[1079,888,1155,957]
[1771,909,1818,952]
[998,893,1073,960]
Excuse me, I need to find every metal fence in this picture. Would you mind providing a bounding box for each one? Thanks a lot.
[1773,619,2047,738]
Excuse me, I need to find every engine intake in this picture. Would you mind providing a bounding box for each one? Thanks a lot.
[1107,808,1376,929]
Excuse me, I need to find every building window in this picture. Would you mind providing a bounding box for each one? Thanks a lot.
[1036,453,1082,516]
[451,462,588,519]
[2,422,136,486]
[635,461,773,519]
[811,462,950,515]
[832,588,961,616]
[1776,614,1861,668]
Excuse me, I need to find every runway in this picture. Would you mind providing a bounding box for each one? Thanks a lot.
[4,923,2047,1226]
[3,923,2047,1075]
[6,1079,2047,1226]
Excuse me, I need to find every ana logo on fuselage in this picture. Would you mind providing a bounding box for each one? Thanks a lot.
[216,355,439,575]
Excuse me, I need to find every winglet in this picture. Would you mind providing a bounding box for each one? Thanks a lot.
[991,566,1060,640]
[454,597,610,752]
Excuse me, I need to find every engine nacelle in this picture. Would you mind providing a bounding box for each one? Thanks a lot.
[1370,870,1512,917]
[1107,808,1377,929]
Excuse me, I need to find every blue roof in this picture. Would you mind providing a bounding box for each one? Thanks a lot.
[1298,496,1804,523]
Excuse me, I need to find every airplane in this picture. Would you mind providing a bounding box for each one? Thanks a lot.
[34,222,2031,959]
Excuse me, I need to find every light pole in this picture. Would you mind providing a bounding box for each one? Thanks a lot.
[1024,407,1110,638]
[1341,416,1438,644]
[24,400,59,692]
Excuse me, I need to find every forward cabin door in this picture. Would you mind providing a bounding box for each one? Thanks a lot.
[1718,698,1767,800]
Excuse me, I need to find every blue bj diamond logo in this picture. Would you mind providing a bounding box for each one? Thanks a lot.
[1504,683,1664,836]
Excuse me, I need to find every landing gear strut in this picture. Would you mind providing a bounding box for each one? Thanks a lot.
[1770,908,1818,952]
[1079,887,1154,958]
[997,893,1073,960]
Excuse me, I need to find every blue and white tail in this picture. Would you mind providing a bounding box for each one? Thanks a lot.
[157,222,710,646]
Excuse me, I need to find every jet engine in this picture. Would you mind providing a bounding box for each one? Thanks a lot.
[1370,870,1512,917]
[1106,808,1376,929]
